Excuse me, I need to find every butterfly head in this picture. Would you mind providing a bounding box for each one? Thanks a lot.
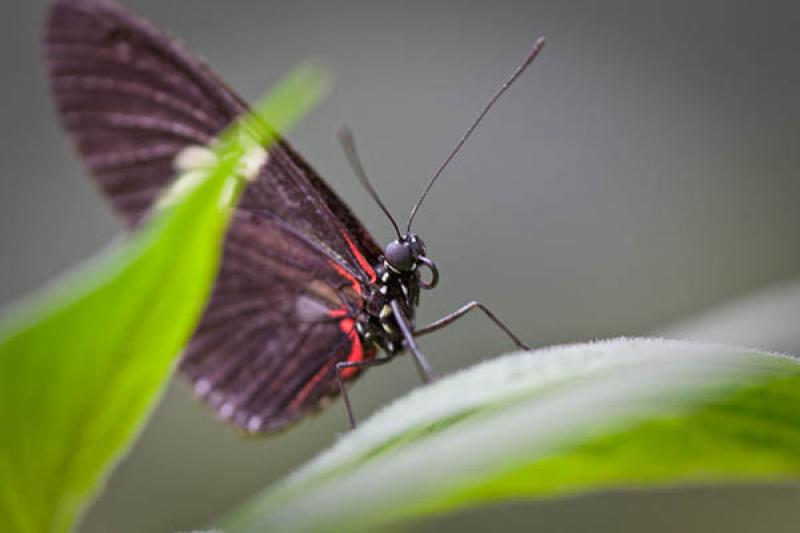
[384,234,438,289]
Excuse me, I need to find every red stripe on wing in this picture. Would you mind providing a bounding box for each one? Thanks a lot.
[342,233,377,283]
[339,316,377,379]
[288,356,338,411]
[326,310,372,375]
[329,260,363,298]
[287,314,374,410]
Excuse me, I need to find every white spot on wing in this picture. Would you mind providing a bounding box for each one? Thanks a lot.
[174,141,268,182]
[247,415,263,432]
[194,378,211,396]
[219,402,235,419]
[239,145,268,182]
[174,144,217,172]
[162,141,269,210]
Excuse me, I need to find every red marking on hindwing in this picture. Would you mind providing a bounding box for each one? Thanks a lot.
[328,308,349,319]
[330,261,363,298]
[334,315,375,380]
[289,357,337,410]
[288,312,374,410]
[338,318,363,379]
[326,234,376,302]
[342,233,377,283]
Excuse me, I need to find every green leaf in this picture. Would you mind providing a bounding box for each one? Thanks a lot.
[225,338,800,533]
[0,64,330,533]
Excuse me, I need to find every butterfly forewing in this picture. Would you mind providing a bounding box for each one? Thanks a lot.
[45,0,246,223]
[45,0,382,432]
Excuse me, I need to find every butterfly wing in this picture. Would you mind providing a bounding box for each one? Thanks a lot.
[45,0,246,223]
[45,0,383,432]
[183,210,377,432]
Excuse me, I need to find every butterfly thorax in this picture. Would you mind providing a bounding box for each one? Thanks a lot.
[355,233,437,355]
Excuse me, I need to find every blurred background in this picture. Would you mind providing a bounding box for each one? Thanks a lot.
[3,0,800,531]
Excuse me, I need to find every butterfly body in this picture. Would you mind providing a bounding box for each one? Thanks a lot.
[45,0,534,434]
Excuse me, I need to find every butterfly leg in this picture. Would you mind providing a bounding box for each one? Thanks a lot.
[336,356,394,430]
[389,299,440,384]
[415,301,529,350]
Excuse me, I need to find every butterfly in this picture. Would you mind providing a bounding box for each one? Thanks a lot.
[44,0,541,433]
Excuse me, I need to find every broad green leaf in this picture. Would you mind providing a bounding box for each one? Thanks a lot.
[225,338,800,532]
[0,64,330,533]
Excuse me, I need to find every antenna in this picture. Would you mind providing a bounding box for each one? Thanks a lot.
[338,126,403,239]
[406,37,546,232]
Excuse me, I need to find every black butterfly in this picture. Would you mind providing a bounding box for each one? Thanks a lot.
[44,0,541,433]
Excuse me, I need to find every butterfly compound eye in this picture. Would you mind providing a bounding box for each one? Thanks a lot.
[385,240,415,272]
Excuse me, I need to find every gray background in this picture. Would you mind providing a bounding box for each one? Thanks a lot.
[2,0,800,531]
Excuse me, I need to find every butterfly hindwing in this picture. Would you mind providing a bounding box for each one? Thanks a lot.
[182,211,377,432]
[45,0,383,432]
